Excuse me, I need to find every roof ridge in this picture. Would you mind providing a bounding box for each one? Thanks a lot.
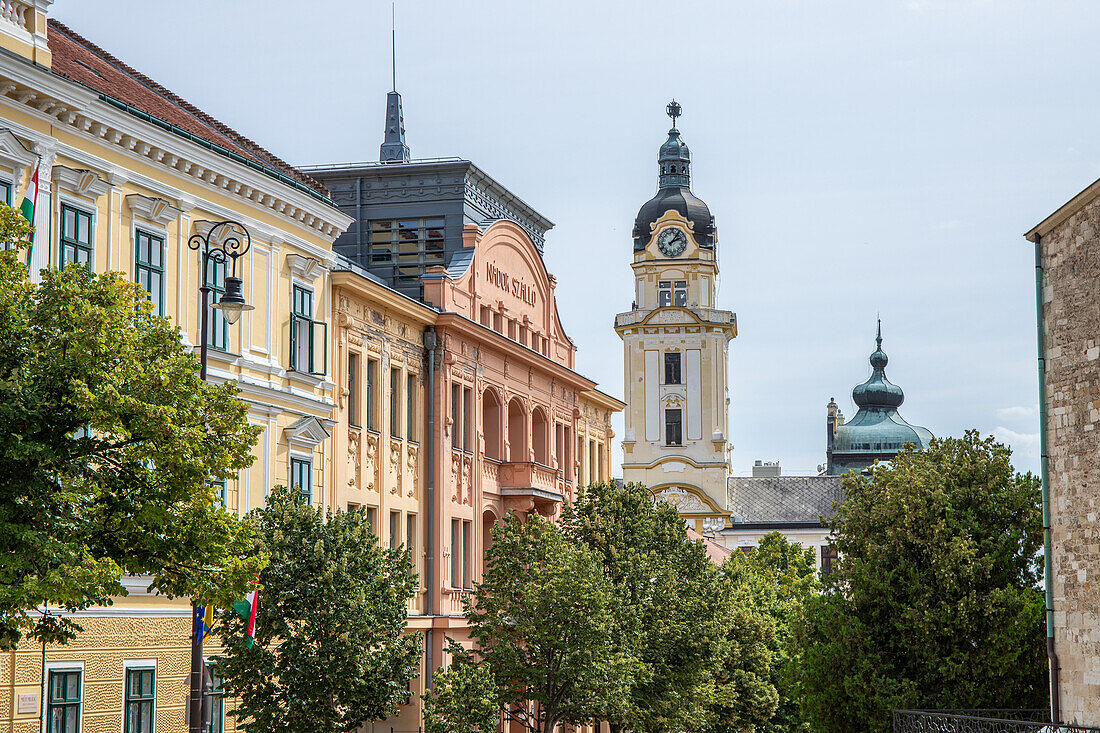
[46,19,329,198]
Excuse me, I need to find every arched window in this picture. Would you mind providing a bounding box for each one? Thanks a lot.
[482,389,502,460]
[507,398,526,462]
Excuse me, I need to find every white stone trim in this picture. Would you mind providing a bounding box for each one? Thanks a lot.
[120,658,157,733]
[125,193,183,229]
[0,127,36,185]
[52,164,109,201]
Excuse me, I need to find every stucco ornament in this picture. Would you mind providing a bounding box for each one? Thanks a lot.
[701,516,725,533]
[655,487,710,513]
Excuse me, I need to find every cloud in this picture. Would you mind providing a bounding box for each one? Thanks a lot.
[996,405,1038,422]
[993,427,1039,459]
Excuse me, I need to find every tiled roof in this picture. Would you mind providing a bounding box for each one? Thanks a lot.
[727,476,845,525]
[687,528,734,564]
[46,20,330,199]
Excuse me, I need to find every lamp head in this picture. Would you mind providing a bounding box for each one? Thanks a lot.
[212,276,253,324]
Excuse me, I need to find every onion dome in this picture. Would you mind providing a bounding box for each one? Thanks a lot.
[851,322,905,410]
[632,100,716,251]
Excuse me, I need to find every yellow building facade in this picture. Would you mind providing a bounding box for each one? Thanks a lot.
[0,5,352,732]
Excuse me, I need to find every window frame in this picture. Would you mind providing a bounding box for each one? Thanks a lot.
[389,509,400,550]
[406,372,418,443]
[657,280,672,307]
[664,352,682,385]
[665,408,683,446]
[134,229,166,316]
[0,179,10,205]
[59,202,94,270]
[347,352,361,427]
[390,367,402,438]
[206,661,225,733]
[289,284,328,376]
[673,280,688,306]
[290,456,312,503]
[46,665,83,733]
[204,255,229,352]
[123,664,156,733]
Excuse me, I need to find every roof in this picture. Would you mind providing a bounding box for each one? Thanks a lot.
[46,20,330,199]
[727,476,845,525]
[687,528,734,564]
[1026,173,1100,242]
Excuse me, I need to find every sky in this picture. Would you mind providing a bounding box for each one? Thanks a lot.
[51,0,1100,476]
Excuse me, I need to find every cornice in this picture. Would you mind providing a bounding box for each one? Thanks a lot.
[53,163,108,199]
[125,193,182,226]
[0,59,352,240]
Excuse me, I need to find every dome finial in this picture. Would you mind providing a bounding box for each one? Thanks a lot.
[667,99,682,129]
[876,316,882,351]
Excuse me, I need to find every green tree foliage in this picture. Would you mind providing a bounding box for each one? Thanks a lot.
[422,643,500,733]
[465,513,638,733]
[725,532,818,733]
[0,207,262,648]
[791,432,1047,733]
[562,481,776,733]
[215,485,421,733]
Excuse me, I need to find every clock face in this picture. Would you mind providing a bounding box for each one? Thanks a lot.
[657,227,688,257]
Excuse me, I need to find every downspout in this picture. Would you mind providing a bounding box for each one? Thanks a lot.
[1034,233,1060,724]
[423,326,437,690]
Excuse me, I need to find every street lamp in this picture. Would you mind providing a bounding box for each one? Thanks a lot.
[186,219,253,733]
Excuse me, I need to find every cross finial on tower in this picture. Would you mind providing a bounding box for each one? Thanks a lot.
[876,317,882,350]
[666,99,681,128]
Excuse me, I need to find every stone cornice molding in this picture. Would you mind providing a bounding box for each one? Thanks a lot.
[0,62,352,240]
[125,193,183,226]
[52,163,109,200]
[285,414,334,450]
[287,252,324,281]
[0,127,36,178]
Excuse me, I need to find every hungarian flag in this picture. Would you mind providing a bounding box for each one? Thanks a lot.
[232,580,260,649]
[17,163,38,260]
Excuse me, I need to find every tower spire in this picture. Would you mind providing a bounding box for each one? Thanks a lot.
[658,100,691,189]
[380,2,410,164]
[876,317,882,350]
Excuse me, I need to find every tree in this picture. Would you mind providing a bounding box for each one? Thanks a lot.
[422,643,500,733]
[0,206,262,648]
[464,513,638,733]
[725,532,818,733]
[215,485,421,733]
[791,432,1047,733]
[561,481,776,733]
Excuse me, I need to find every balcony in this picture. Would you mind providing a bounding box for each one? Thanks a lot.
[894,710,1100,733]
[496,461,564,516]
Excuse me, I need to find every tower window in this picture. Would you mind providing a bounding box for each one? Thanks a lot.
[664,353,681,384]
[665,408,682,446]
[674,280,688,306]
[658,281,672,307]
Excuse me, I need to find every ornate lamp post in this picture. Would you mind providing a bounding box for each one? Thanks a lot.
[186,220,253,733]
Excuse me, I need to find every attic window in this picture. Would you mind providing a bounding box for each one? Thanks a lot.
[75,59,104,78]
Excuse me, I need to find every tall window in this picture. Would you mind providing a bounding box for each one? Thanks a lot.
[290,457,312,503]
[366,507,377,537]
[451,385,460,449]
[451,519,460,588]
[406,514,417,573]
[210,478,227,510]
[124,666,155,733]
[463,388,473,451]
[406,373,417,442]
[390,367,402,437]
[60,203,93,269]
[0,180,9,205]
[821,545,838,576]
[47,668,81,733]
[462,520,470,588]
[347,353,361,427]
[665,408,682,446]
[664,352,682,384]
[290,285,327,375]
[206,662,224,733]
[135,230,165,315]
[673,280,688,306]
[657,280,672,307]
[390,510,400,550]
[368,217,446,286]
[366,358,378,430]
[205,256,227,351]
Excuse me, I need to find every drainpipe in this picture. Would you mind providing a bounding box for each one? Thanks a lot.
[1034,233,1060,724]
[423,326,437,690]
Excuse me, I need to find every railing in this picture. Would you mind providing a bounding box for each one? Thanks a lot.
[498,461,562,493]
[614,307,736,328]
[442,588,473,616]
[0,2,29,29]
[894,710,1100,733]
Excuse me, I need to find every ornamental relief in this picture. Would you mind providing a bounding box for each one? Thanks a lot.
[347,430,361,491]
[363,433,378,492]
[461,456,473,506]
[406,443,419,499]
[655,487,710,514]
[389,439,402,495]
[451,451,461,502]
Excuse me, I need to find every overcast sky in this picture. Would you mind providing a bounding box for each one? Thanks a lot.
[53,0,1100,476]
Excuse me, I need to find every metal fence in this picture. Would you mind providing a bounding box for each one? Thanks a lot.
[894,710,1100,733]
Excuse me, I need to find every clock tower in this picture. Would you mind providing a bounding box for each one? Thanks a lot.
[615,102,736,534]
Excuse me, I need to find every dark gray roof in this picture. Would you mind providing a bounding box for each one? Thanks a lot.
[726,476,845,525]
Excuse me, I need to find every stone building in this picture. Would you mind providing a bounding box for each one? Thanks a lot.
[1026,177,1100,726]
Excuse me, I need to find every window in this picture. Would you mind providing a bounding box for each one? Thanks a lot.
[390,367,402,437]
[47,669,81,733]
[480,305,490,326]
[598,443,605,483]
[0,180,9,205]
[664,352,682,384]
[665,408,682,446]
[290,457,312,503]
[463,388,473,451]
[507,319,516,340]
[390,510,400,550]
[492,310,502,333]
[406,514,417,571]
[462,520,471,588]
[657,280,672,307]
[124,667,155,733]
[205,256,228,351]
[348,353,361,427]
[211,478,227,510]
[368,217,446,285]
[366,507,377,537]
[674,280,688,306]
[134,230,165,315]
[366,358,378,430]
[290,285,327,375]
[451,385,460,449]
[206,662,225,733]
[60,203,93,269]
[451,519,460,588]
[406,373,417,442]
[821,545,838,576]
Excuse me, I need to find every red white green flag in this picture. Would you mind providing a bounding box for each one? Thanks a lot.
[232,580,259,649]
[18,163,38,260]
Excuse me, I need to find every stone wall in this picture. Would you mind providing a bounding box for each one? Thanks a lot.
[1040,193,1100,726]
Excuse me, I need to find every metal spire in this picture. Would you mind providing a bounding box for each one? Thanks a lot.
[666,99,682,129]
[876,317,882,350]
[380,1,410,163]
[391,2,396,92]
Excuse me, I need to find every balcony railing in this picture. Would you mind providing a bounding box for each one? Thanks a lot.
[894,710,1100,733]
